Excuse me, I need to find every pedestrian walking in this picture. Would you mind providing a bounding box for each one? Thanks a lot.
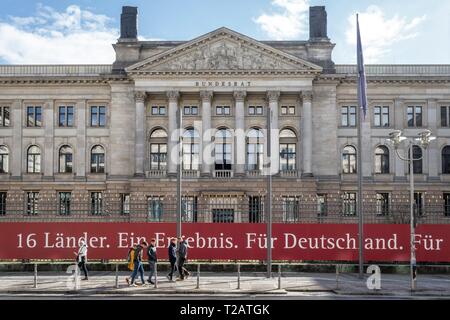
[74,239,88,280]
[125,244,137,285]
[176,237,190,281]
[147,239,157,284]
[129,240,148,287]
[167,238,177,281]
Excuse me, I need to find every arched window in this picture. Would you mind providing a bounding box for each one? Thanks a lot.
[182,127,199,171]
[0,145,9,173]
[150,128,167,170]
[408,145,423,174]
[442,146,450,174]
[27,145,41,173]
[90,145,105,173]
[59,145,73,173]
[246,128,264,171]
[215,128,232,171]
[375,146,390,174]
[279,128,297,171]
[342,146,357,174]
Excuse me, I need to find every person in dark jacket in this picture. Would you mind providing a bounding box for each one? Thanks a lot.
[176,237,190,280]
[167,238,177,281]
[147,239,157,284]
[130,240,148,286]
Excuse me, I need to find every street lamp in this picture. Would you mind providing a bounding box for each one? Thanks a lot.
[387,129,436,292]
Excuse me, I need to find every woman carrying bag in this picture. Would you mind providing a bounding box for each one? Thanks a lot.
[74,239,89,280]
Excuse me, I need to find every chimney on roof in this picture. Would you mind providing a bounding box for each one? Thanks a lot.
[120,6,138,41]
[309,6,328,40]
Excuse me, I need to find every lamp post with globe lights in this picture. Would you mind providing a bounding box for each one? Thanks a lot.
[387,129,436,291]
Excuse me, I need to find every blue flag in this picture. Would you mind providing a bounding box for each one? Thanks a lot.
[356,14,367,119]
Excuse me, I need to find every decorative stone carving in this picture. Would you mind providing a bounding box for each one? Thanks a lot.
[266,91,280,103]
[134,91,146,103]
[150,39,296,71]
[301,91,313,101]
[199,90,213,102]
[233,90,247,101]
[166,90,180,101]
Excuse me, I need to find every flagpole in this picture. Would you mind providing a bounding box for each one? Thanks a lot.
[356,13,365,279]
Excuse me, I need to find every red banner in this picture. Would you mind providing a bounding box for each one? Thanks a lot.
[0,223,449,262]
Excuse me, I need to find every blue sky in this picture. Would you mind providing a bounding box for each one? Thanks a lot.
[0,0,449,64]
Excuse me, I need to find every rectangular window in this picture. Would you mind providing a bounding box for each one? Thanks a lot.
[58,106,74,127]
[374,106,390,127]
[281,106,295,115]
[90,106,106,127]
[183,106,198,116]
[216,106,230,116]
[27,106,42,127]
[441,106,449,127]
[342,192,356,216]
[151,106,158,115]
[341,106,356,127]
[407,106,423,127]
[59,192,71,216]
[444,193,450,217]
[151,106,166,115]
[0,107,10,127]
[121,193,130,215]
[317,194,327,217]
[0,192,6,215]
[249,106,263,115]
[283,197,299,222]
[249,196,264,223]
[147,196,163,222]
[414,192,424,217]
[212,209,234,223]
[90,192,103,215]
[376,193,390,216]
[182,196,197,222]
[26,192,39,215]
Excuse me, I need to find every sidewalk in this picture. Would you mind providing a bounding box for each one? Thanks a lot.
[0,271,449,297]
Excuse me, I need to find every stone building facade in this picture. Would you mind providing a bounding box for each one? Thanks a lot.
[0,6,449,224]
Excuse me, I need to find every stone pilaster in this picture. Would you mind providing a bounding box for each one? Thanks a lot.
[167,90,180,176]
[43,100,54,178]
[267,91,280,175]
[11,100,22,178]
[134,91,147,176]
[234,91,246,176]
[394,98,405,180]
[76,100,86,178]
[427,99,438,178]
[302,91,313,177]
[200,90,213,177]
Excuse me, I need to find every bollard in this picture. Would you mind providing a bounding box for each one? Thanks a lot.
[115,264,119,289]
[237,263,241,290]
[335,264,339,290]
[196,264,200,289]
[278,264,281,290]
[154,262,158,289]
[74,262,80,291]
[33,263,37,289]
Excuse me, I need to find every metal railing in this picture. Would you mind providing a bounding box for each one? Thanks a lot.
[0,65,112,77]
[335,64,450,76]
[0,201,449,223]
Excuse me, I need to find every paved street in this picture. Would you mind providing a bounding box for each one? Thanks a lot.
[0,271,449,299]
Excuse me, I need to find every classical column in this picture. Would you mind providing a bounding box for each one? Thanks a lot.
[427,99,439,179]
[76,100,87,178]
[267,91,280,175]
[167,90,180,176]
[394,98,405,180]
[134,91,147,176]
[234,91,247,176]
[43,100,54,178]
[301,91,313,177]
[200,90,213,177]
[11,100,22,178]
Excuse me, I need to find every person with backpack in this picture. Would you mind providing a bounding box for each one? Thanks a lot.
[176,237,190,280]
[125,244,137,285]
[167,237,177,281]
[129,240,148,287]
[74,239,88,280]
[146,239,157,284]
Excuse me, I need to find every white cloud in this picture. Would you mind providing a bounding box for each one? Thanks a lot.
[254,0,309,40]
[0,4,119,64]
[346,5,426,63]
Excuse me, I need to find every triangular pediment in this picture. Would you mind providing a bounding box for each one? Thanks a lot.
[126,27,322,75]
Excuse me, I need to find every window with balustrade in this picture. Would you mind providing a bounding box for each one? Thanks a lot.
[442,146,450,174]
[59,192,71,216]
[246,128,264,172]
[149,128,167,171]
[342,146,357,174]
[214,128,232,171]
[59,145,73,173]
[27,145,41,173]
[182,127,200,171]
[279,128,297,172]
[0,145,9,174]
[375,146,390,174]
[408,146,423,174]
[90,145,105,173]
